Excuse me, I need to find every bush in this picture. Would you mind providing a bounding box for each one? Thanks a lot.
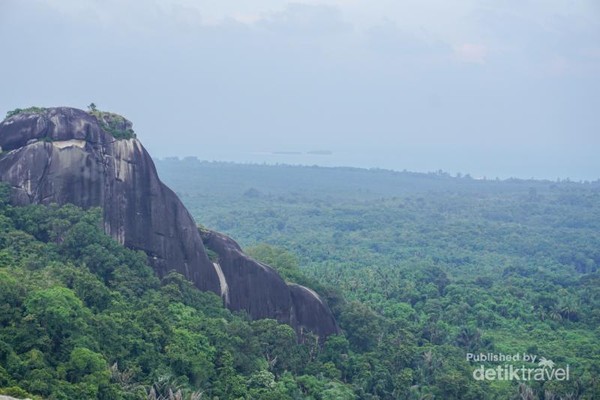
[5,107,46,119]
[87,109,136,140]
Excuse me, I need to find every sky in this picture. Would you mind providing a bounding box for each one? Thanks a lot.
[0,0,598,180]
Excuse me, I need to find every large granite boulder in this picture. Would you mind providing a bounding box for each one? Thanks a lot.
[0,107,338,338]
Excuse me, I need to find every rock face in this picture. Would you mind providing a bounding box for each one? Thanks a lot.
[200,230,338,337]
[0,107,338,338]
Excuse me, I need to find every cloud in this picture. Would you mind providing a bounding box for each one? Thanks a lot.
[0,0,598,179]
[454,43,487,64]
[470,4,600,75]
[367,20,443,54]
[259,3,352,36]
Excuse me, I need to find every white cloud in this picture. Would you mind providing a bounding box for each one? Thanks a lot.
[0,0,598,179]
[454,43,487,64]
[258,3,352,35]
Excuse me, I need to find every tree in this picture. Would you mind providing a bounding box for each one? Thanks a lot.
[24,287,90,352]
[246,244,303,283]
[251,319,298,374]
[164,328,215,386]
[62,347,108,384]
[339,302,382,351]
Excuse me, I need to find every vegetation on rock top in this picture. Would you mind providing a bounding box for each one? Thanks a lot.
[3,105,135,141]
[5,107,47,119]
[87,104,136,140]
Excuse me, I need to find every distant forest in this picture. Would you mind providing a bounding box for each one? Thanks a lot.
[155,159,600,399]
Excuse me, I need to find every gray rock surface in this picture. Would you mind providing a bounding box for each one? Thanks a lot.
[0,107,221,294]
[199,229,339,337]
[0,107,338,338]
[288,283,339,338]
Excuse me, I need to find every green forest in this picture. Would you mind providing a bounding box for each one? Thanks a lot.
[156,159,600,399]
[0,159,599,399]
[0,186,354,399]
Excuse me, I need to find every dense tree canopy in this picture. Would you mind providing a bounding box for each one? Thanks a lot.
[156,160,600,399]
[1,157,599,399]
[0,187,356,399]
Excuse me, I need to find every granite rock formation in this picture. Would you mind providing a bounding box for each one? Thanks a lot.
[200,229,339,336]
[0,107,338,338]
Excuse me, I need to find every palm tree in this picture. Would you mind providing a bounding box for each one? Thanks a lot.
[456,326,482,351]
[147,375,203,400]
[516,383,536,400]
[559,297,580,321]
[543,390,557,400]
[549,307,563,321]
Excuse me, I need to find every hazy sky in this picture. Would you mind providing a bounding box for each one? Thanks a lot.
[1,0,598,180]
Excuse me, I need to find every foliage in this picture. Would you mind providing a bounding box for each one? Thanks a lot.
[156,159,600,399]
[247,244,304,283]
[0,186,352,399]
[5,107,47,119]
[1,154,599,399]
[87,107,136,140]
